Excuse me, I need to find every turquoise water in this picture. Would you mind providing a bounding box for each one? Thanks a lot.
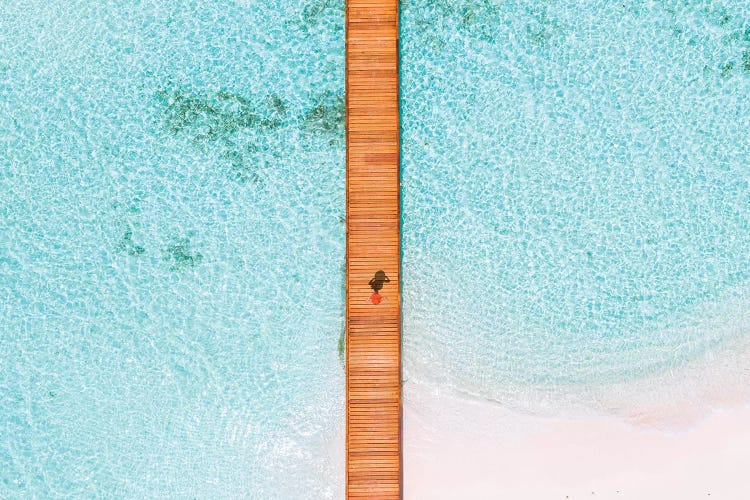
[0,1,345,497]
[401,0,750,405]
[3,0,750,495]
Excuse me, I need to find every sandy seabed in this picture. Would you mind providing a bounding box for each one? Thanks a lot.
[405,384,750,500]
[404,337,750,500]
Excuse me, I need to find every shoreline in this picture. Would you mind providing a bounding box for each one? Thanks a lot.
[404,332,750,499]
[404,381,750,499]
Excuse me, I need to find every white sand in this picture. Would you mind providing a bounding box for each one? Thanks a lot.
[403,306,750,500]
[404,379,750,500]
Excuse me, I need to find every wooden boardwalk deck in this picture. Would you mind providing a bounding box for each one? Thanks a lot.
[345,1,401,499]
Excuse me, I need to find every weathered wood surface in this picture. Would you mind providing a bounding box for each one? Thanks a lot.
[345,1,401,498]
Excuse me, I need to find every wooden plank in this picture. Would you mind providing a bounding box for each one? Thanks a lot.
[346,0,402,498]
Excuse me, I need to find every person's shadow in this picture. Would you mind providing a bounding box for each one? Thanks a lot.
[368,270,390,292]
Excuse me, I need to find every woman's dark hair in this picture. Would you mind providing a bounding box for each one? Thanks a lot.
[368,270,390,291]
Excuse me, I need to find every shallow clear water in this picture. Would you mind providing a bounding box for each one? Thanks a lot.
[401,0,750,406]
[0,1,345,497]
[3,0,750,494]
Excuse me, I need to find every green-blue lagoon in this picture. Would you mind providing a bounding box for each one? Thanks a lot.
[2,0,750,497]
[1,1,345,497]
[401,0,750,412]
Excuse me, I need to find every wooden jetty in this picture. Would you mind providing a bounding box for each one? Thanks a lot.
[345,0,402,498]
